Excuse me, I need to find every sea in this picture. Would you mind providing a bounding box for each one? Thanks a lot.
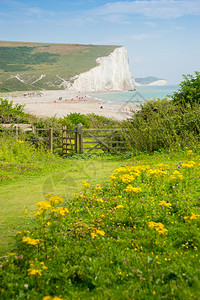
[90,85,179,106]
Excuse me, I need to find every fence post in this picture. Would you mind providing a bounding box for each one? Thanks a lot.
[49,128,53,153]
[62,126,67,155]
[78,123,83,154]
[14,125,18,140]
[75,129,78,153]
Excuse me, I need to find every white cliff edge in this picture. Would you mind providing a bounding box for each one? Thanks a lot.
[69,47,134,92]
[134,80,167,86]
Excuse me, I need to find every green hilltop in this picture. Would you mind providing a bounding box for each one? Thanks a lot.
[0,41,120,92]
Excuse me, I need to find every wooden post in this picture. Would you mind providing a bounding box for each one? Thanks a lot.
[14,125,18,140]
[62,126,67,155]
[49,128,53,152]
[75,130,78,153]
[78,123,83,154]
[32,125,35,134]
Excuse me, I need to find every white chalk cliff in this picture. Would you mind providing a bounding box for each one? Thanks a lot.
[69,47,134,92]
[134,80,167,86]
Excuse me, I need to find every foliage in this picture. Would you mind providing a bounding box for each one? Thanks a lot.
[0,98,32,123]
[64,113,91,128]
[0,46,59,72]
[0,134,58,182]
[172,71,200,107]
[125,98,200,152]
[0,148,200,299]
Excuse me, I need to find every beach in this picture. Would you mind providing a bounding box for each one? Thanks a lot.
[1,90,138,121]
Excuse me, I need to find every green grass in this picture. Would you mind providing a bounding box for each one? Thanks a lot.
[0,150,126,255]
[1,142,200,299]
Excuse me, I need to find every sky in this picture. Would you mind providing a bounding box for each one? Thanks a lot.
[0,0,200,84]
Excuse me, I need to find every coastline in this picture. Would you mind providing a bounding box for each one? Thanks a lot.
[0,90,138,121]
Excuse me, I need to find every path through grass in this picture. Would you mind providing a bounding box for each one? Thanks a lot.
[0,155,125,255]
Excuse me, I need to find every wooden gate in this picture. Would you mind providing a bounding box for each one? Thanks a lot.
[61,124,128,155]
[62,126,77,155]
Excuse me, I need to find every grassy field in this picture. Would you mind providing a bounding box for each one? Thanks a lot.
[1,138,200,299]
[0,41,119,91]
[0,145,126,255]
[1,73,200,298]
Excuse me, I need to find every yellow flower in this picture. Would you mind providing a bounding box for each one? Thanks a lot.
[18,140,24,144]
[158,201,172,208]
[95,184,102,190]
[124,185,142,193]
[97,198,104,203]
[148,221,168,235]
[115,205,124,209]
[91,232,97,239]
[170,170,183,180]
[43,297,52,300]
[182,161,196,168]
[28,269,42,276]
[22,236,39,245]
[120,174,135,184]
[186,150,193,156]
[96,230,105,236]
[83,180,90,189]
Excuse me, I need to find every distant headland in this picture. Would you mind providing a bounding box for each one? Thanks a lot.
[134,76,167,86]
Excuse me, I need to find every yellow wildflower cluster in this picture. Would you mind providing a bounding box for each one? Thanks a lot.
[113,165,149,176]
[115,205,124,209]
[83,180,90,189]
[43,296,65,300]
[148,221,168,235]
[28,269,42,276]
[48,195,64,204]
[34,194,68,217]
[95,184,102,190]
[182,161,196,168]
[170,170,183,181]
[22,236,39,245]
[148,169,167,177]
[51,207,69,216]
[124,185,142,194]
[158,201,172,208]
[91,229,105,239]
[187,150,193,156]
[184,213,200,220]
[120,174,135,184]
[18,140,24,144]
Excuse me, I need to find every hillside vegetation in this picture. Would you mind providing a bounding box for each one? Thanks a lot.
[0,41,119,92]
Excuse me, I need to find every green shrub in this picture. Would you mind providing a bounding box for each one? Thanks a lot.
[0,98,32,123]
[172,71,200,107]
[125,99,200,152]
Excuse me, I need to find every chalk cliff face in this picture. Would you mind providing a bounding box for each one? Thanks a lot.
[69,47,134,92]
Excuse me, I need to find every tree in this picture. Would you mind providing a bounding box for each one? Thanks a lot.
[172,71,200,107]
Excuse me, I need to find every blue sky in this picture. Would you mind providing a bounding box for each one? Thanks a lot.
[0,0,200,84]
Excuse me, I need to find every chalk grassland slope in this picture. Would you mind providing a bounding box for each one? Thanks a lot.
[0,41,119,91]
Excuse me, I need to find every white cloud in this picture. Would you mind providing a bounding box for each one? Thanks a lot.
[93,0,200,19]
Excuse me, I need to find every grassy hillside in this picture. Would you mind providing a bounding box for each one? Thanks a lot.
[0,41,119,92]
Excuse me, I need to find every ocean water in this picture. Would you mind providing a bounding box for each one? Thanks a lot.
[91,85,179,106]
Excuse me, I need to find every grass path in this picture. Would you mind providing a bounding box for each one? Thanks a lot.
[0,156,125,255]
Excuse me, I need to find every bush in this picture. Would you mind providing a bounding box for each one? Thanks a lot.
[172,71,200,107]
[125,98,200,152]
[0,98,32,123]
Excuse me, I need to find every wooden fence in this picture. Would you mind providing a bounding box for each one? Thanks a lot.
[0,123,129,155]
